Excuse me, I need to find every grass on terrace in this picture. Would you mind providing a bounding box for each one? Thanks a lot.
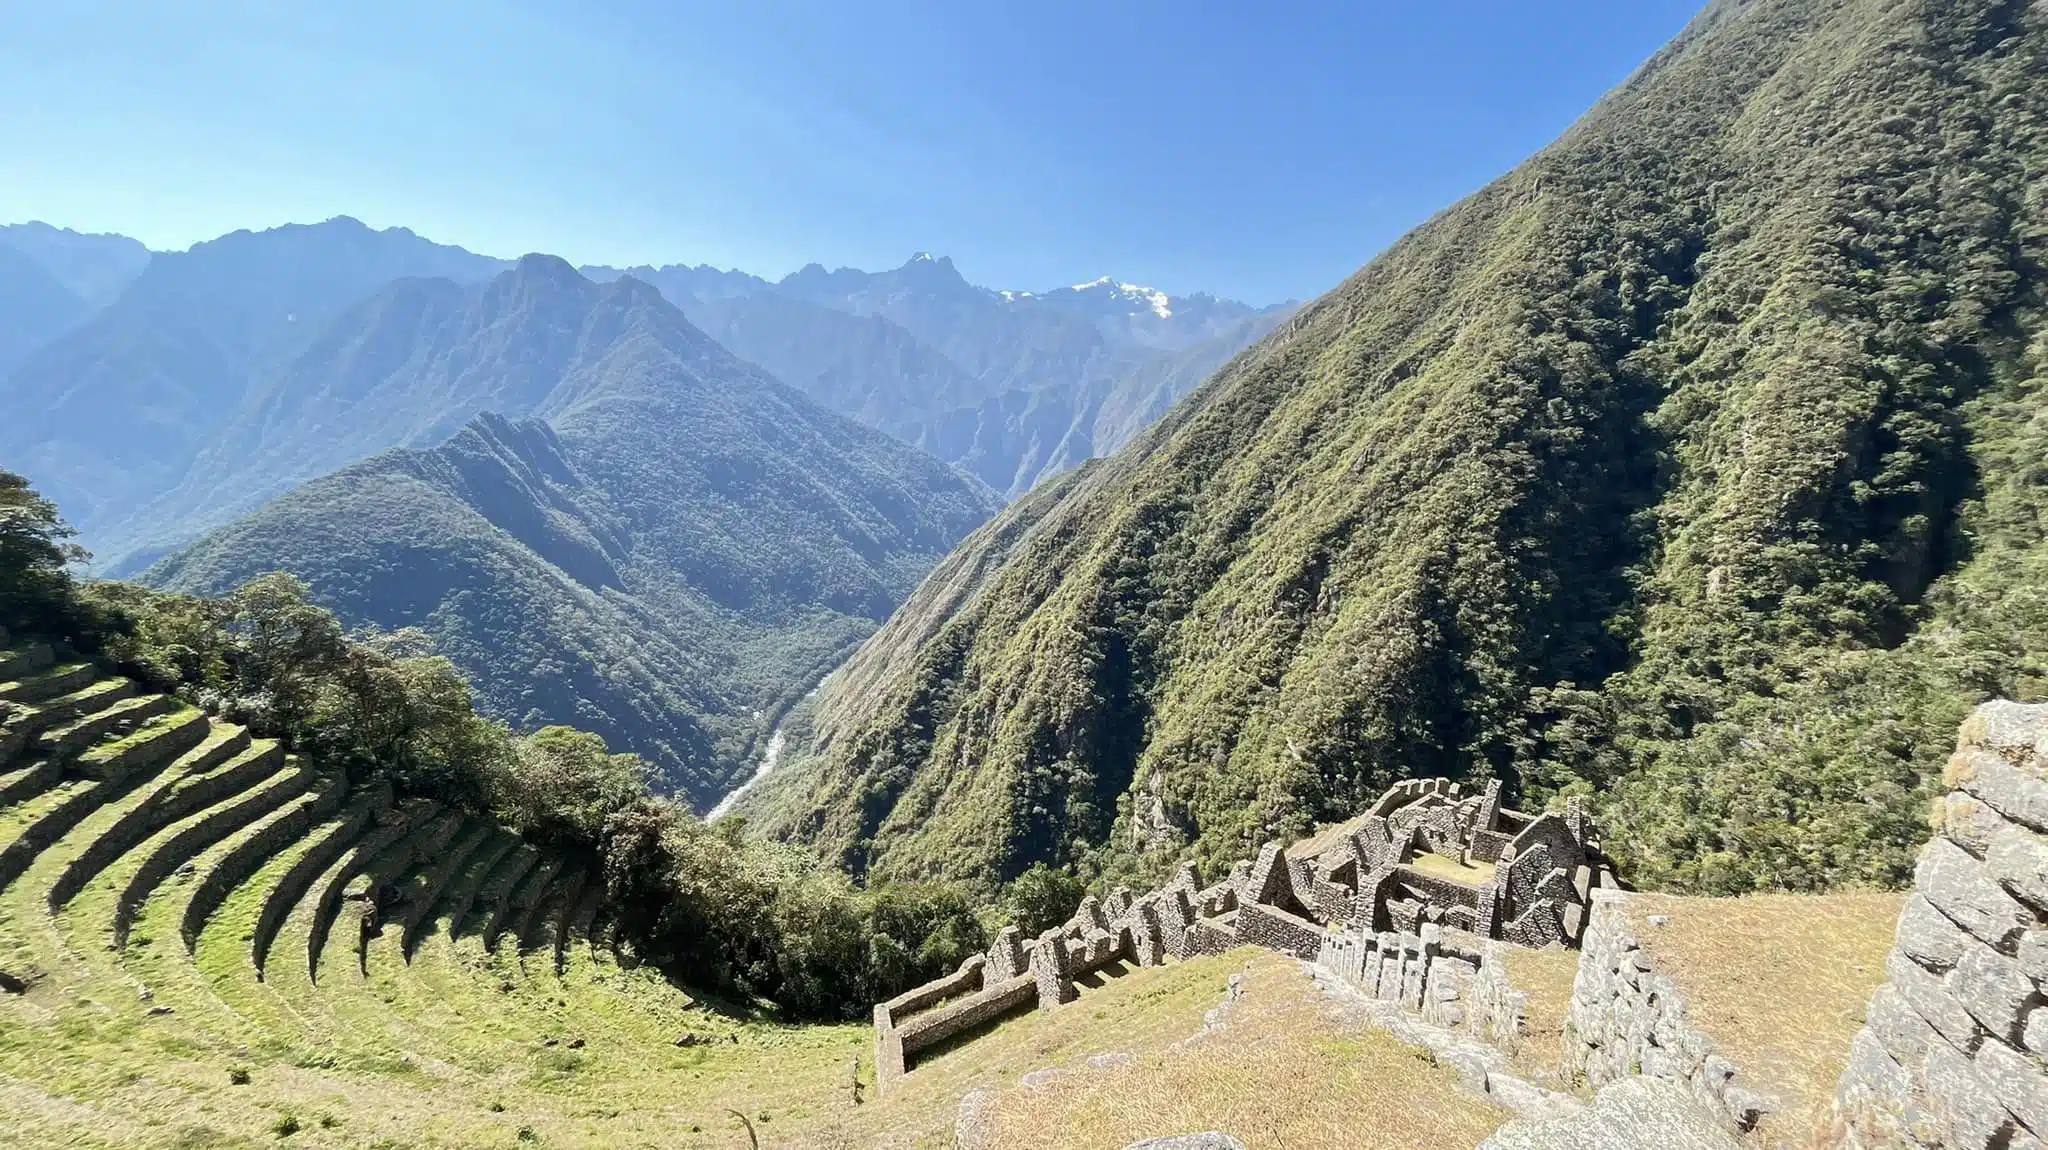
[1625,891,1906,1147]
[968,948,1502,1149]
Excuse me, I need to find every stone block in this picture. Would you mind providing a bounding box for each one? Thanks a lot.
[1834,1030,1933,1147]
[1865,984,1941,1066]
[1960,701,2048,758]
[1889,950,1984,1050]
[1897,894,1973,973]
[2022,931,2048,984]
[2025,1007,2048,1058]
[1975,1036,2048,1137]
[1928,1038,2016,1150]
[1948,792,2013,856]
[1917,838,2030,951]
[1952,749,2048,837]
[1989,824,2048,915]
[1949,940,2038,1044]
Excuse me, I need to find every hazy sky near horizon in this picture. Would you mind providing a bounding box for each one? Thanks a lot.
[0,1,1700,304]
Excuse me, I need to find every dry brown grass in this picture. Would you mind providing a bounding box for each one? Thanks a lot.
[1626,891,1905,1147]
[936,949,1502,1150]
[1499,943,1582,1090]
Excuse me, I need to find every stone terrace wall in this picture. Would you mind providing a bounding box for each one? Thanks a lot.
[1830,701,2048,1149]
[1565,889,1768,1133]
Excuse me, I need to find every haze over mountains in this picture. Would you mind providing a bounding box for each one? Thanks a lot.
[0,216,1282,804]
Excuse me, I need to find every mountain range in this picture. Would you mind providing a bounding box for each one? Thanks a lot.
[143,257,1001,804]
[735,0,2048,901]
[0,216,1281,805]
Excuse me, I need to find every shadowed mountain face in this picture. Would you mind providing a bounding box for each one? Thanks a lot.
[0,217,507,565]
[0,221,152,307]
[146,265,1002,805]
[589,254,1296,498]
[738,0,2048,898]
[0,242,91,380]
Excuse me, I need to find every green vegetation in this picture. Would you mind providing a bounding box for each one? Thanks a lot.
[7,470,985,1021]
[141,260,1002,806]
[745,0,2048,898]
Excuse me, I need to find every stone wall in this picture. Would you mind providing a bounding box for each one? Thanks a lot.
[1830,700,2048,1149]
[1565,889,1766,1133]
[1315,923,1484,1027]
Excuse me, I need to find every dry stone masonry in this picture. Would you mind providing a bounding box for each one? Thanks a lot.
[1564,889,1770,1133]
[872,776,1612,1091]
[1830,701,2048,1149]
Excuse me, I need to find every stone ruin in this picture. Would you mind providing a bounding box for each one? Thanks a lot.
[1829,700,2048,1149]
[873,775,1610,1090]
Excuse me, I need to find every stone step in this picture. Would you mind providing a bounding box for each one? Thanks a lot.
[112,756,316,949]
[180,763,349,954]
[457,842,539,942]
[74,706,210,780]
[488,856,560,953]
[17,678,139,744]
[433,832,518,950]
[47,730,265,912]
[251,786,389,979]
[1480,1077,1738,1150]
[350,812,467,976]
[304,804,446,983]
[0,757,65,809]
[397,823,495,960]
[37,693,176,759]
[0,662,96,705]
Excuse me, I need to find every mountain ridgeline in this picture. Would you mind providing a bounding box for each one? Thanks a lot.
[739,0,2048,898]
[148,259,1001,806]
[588,254,1296,498]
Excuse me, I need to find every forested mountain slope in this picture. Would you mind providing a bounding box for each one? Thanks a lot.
[742,0,2048,897]
[106,256,692,573]
[146,268,1001,805]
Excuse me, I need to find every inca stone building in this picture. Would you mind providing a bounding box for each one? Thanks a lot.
[874,776,1611,1089]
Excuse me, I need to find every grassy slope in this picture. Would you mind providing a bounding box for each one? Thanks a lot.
[745,0,2048,898]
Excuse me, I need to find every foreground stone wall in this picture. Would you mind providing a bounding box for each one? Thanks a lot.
[1564,890,1767,1133]
[1831,701,2048,1149]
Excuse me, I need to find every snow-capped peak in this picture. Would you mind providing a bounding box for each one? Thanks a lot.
[1065,275,1173,319]
[910,251,935,262]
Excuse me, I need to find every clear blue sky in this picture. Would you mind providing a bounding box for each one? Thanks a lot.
[0,1,1703,304]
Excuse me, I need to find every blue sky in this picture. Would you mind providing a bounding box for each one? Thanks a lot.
[0,1,1702,304]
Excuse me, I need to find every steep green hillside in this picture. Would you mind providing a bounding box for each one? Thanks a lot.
[745,0,2048,897]
[144,269,1001,805]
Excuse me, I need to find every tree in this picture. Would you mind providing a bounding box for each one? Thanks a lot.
[0,469,86,633]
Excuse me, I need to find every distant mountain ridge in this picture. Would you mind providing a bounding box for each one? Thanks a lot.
[587,251,1296,496]
[148,259,1001,804]
[0,217,507,564]
[0,221,152,307]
